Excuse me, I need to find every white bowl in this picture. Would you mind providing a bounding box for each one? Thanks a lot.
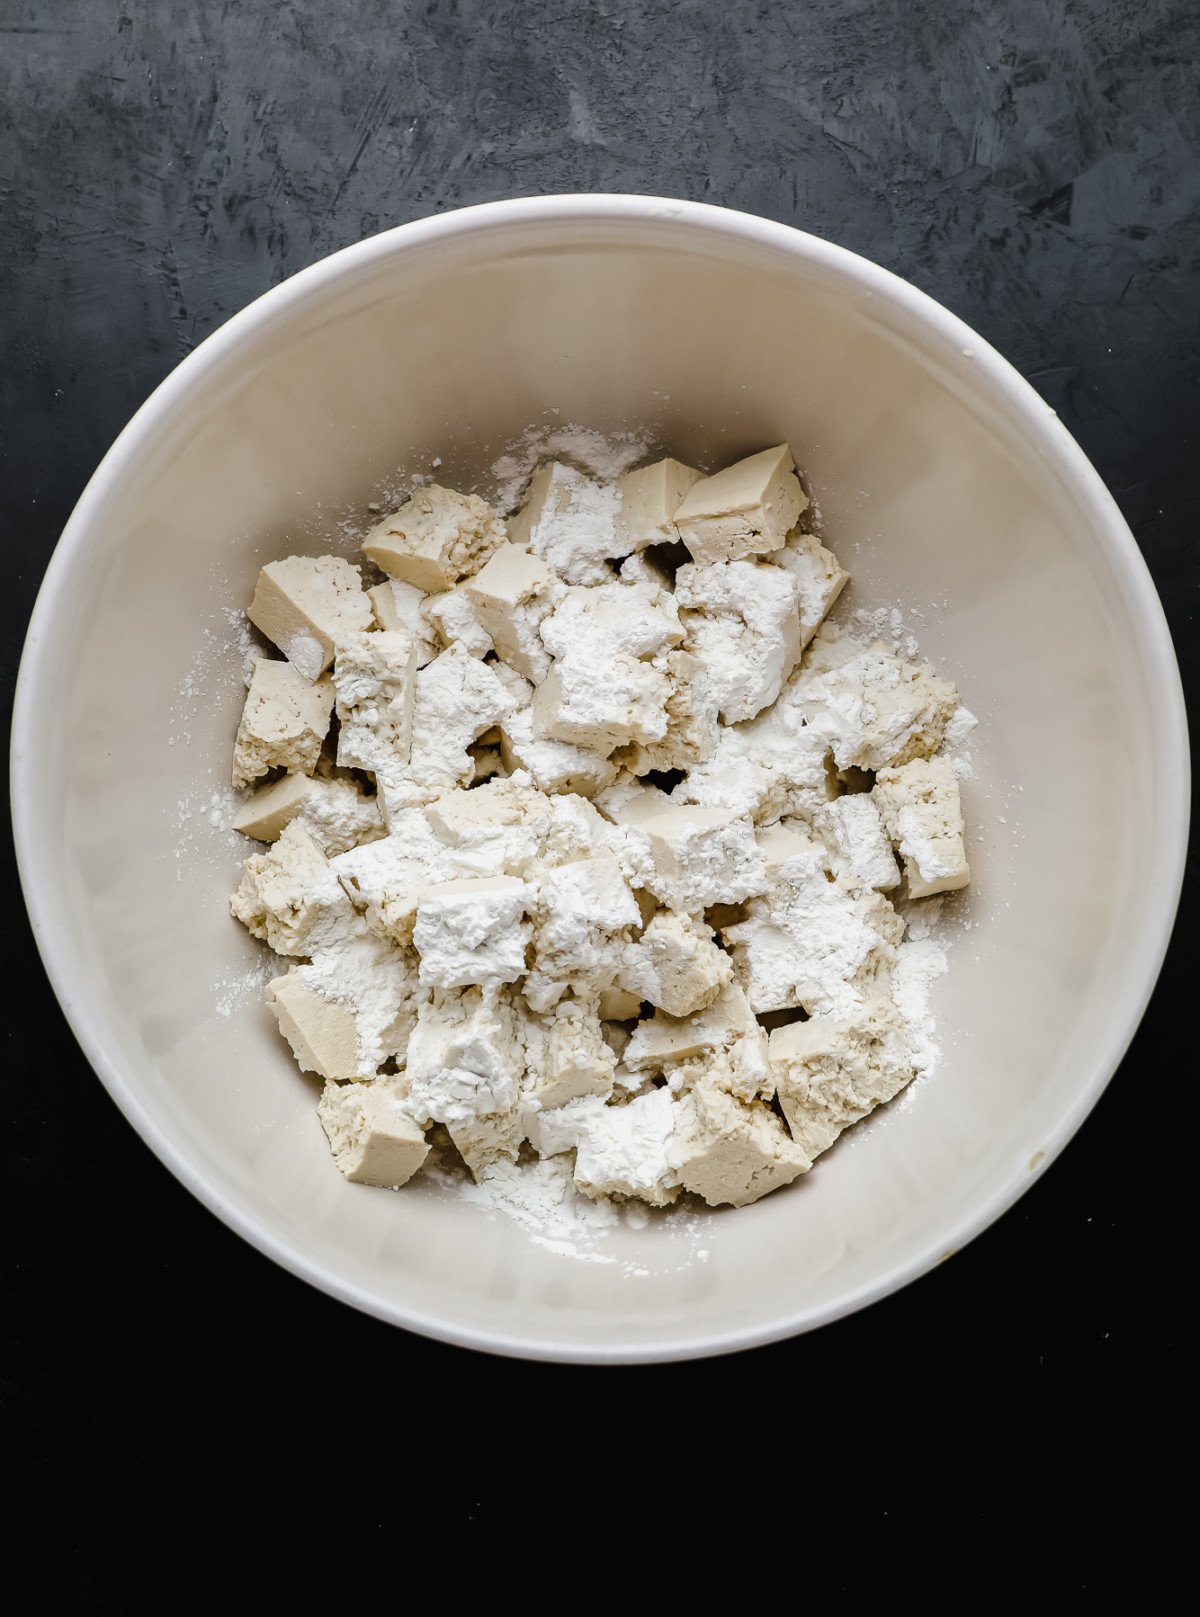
[12,196,1188,1362]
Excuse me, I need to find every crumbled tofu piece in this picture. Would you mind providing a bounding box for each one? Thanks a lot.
[233,772,384,856]
[820,794,900,891]
[614,650,719,775]
[768,999,916,1158]
[413,875,533,990]
[676,687,835,826]
[523,1093,608,1159]
[332,806,456,945]
[676,558,803,723]
[378,644,512,815]
[507,461,622,585]
[755,820,816,880]
[524,856,642,1012]
[448,1107,523,1178]
[268,930,419,1078]
[464,542,564,681]
[534,580,682,752]
[793,626,959,771]
[368,579,438,667]
[673,445,807,566]
[598,986,643,1022]
[725,833,903,1015]
[572,1088,680,1206]
[493,665,618,798]
[620,801,768,911]
[332,629,417,775]
[771,528,849,646]
[405,987,523,1145]
[615,457,702,552]
[232,658,334,789]
[668,1073,809,1206]
[621,909,731,1018]
[247,555,373,681]
[231,820,359,957]
[268,974,360,1081]
[622,982,771,1106]
[525,999,617,1110]
[362,485,506,592]
[873,756,970,897]
[422,586,495,658]
[623,980,765,1078]
[317,1079,430,1187]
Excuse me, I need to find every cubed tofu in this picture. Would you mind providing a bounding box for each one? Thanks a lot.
[464,542,563,681]
[422,585,494,658]
[412,875,533,990]
[368,578,438,667]
[231,819,358,956]
[572,1087,680,1206]
[232,658,334,789]
[363,485,506,592]
[269,973,361,1081]
[820,794,900,891]
[669,1076,809,1207]
[528,1000,617,1110]
[317,1079,430,1186]
[615,457,702,552]
[873,756,970,898]
[332,629,418,774]
[676,557,802,723]
[621,909,731,1018]
[633,802,768,911]
[772,528,849,646]
[673,445,807,565]
[507,461,621,585]
[768,999,916,1159]
[232,772,384,856]
[247,555,373,681]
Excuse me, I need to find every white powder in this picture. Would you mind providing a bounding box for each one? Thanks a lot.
[891,937,950,1077]
[459,1155,621,1259]
[490,421,653,515]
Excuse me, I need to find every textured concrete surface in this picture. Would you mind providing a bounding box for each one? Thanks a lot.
[1,1,1196,1592]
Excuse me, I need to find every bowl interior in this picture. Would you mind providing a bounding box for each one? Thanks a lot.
[14,200,1185,1359]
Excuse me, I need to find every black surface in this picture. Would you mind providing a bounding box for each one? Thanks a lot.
[2,0,1195,1598]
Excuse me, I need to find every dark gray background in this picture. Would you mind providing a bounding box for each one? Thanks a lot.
[2,1,1195,1599]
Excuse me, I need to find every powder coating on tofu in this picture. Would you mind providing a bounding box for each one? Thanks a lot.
[226,439,973,1215]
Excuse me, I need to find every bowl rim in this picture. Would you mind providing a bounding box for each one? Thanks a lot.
[11,192,1190,1363]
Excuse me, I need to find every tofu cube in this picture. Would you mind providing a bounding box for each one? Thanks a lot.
[317,1079,430,1186]
[231,819,357,956]
[332,629,417,774]
[232,772,384,856]
[362,485,506,593]
[405,987,523,1133]
[232,658,334,789]
[530,1000,617,1109]
[673,445,807,565]
[464,542,562,681]
[624,980,760,1071]
[621,909,731,1018]
[247,555,373,681]
[615,457,702,552]
[269,973,361,1081]
[413,875,533,990]
[669,1077,809,1207]
[772,528,849,646]
[448,1108,522,1179]
[821,794,900,891]
[768,999,916,1159]
[422,586,494,659]
[572,1087,680,1206]
[873,756,970,898]
[635,802,768,911]
[506,461,621,585]
[368,579,438,667]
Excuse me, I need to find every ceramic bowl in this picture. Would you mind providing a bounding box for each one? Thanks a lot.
[11,196,1188,1361]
